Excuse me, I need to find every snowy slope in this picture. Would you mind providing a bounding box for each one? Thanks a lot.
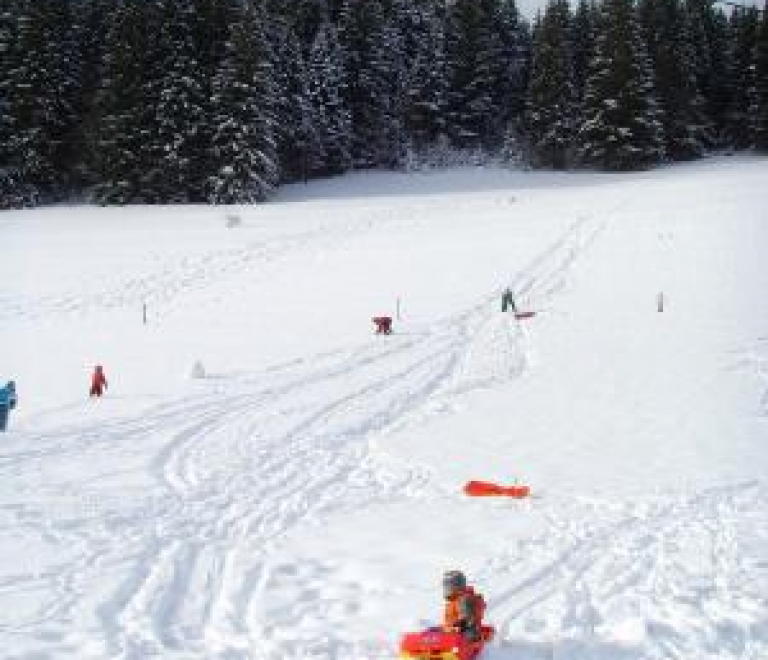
[0,157,767,660]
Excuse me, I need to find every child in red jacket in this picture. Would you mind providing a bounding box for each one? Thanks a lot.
[90,365,108,398]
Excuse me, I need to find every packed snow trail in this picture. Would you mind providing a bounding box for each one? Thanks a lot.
[481,481,768,660]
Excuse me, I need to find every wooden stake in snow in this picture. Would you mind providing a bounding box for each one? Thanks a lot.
[189,360,206,379]
[657,292,664,313]
[143,303,147,325]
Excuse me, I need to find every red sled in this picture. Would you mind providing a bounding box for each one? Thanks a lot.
[400,625,495,660]
[514,311,536,320]
[464,480,530,498]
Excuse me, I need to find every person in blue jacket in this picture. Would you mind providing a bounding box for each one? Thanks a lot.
[0,380,17,431]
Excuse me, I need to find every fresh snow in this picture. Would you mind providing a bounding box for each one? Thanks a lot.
[1,156,767,660]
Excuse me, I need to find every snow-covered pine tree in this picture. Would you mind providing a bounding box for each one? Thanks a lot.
[42,0,83,193]
[267,0,338,46]
[400,0,448,150]
[144,0,206,202]
[272,22,316,182]
[190,0,231,81]
[526,0,577,168]
[339,0,406,167]
[638,0,712,160]
[571,0,596,108]
[685,0,734,144]
[444,0,501,148]
[683,0,711,98]
[577,0,666,169]
[0,0,28,207]
[204,0,278,203]
[92,0,162,204]
[307,21,352,176]
[190,0,233,180]
[727,7,759,149]
[751,3,768,150]
[69,0,113,189]
[0,0,80,206]
[486,0,531,142]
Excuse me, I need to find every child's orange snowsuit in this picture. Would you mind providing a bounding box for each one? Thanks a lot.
[443,586,485,640]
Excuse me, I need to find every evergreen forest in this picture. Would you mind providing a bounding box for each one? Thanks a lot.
[1,0,767,207]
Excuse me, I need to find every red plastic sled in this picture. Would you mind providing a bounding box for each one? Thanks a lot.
[400,625,495,660]
[464,480,530,498]
[515,311,536,320]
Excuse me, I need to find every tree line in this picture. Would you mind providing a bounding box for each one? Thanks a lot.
[1,0,767,208]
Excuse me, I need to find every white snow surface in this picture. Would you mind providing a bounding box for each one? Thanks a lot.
[1,156,767,660]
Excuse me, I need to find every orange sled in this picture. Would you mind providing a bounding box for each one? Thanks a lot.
[464,480,530,498]
[400,625,495,660]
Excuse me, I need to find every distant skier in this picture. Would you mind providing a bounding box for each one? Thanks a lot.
[89,365,108,398]
[442,570,485,642]
[501,288,517,313]
[0,380,17,431]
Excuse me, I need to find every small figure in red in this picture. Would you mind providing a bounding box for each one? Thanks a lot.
[372,316,393,334]
[89,365,108,398]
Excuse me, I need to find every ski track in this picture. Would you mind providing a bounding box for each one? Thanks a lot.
[5,208,764,660]
[727,338,768,417]
[481,481,768,660]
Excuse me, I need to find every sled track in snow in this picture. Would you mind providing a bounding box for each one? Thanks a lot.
[446,216,605,396]
[480,481,768,660]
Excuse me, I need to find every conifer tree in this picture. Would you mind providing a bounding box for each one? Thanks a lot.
[339,0,406,167]
[190,0,233,173]
[273,23,316,182]
[727,7,759,148]
[144,0,207,202]
[0,0,29,207]
[685,0,734,143]
[267,0,338,47]
[571,0,596,105]
[401,0,448,149]
[307,21,353,176]
[190,0,231,81]
[639,0,712,159]
[577,0,666,169]
[487,0,532,137]
[444,0,500,147]
[526,0,577,168]
[92,0,162,204]
[205,0,278,203]
[753,3,768,150]
[0,0,80,205]
[69,0,113,187]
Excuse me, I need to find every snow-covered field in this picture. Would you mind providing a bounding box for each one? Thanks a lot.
[1,156,767,660]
